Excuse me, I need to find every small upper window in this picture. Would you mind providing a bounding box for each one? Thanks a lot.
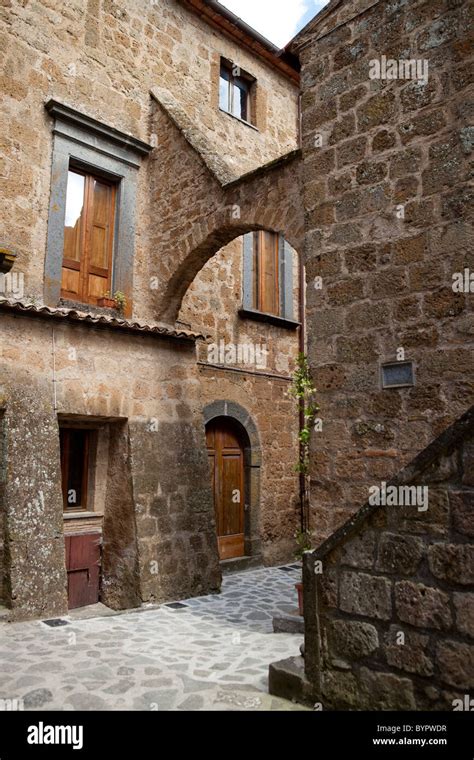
[61,168,116,305]
[219,59,255,124]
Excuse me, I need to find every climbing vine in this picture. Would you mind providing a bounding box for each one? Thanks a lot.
[289,352,319,542]
[289,352,319,475]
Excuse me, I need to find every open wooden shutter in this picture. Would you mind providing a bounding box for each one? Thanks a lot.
[254,231,280,315]
[61,170,115,305]
[61,170,86,300]
[84,176,115,304]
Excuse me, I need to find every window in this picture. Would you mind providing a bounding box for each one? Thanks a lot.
[241,232,296,325]
[61,168,116,305]
[60,428,92,511]
[252,231,280,315]
[45,100,153,312]
[219,59,254,124]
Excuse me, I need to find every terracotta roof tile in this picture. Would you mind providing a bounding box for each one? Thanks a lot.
[0,298,204,342]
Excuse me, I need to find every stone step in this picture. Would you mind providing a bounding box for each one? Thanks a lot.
[272,609,304,634]
[220,555,263,574]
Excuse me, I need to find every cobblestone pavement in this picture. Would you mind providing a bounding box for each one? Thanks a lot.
[0,566,306,711]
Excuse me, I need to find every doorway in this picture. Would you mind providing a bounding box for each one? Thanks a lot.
[59,422,103,609]
[206,417,245,560]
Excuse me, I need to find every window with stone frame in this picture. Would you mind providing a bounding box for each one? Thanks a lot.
[44,100,152,314]
[219,58,256,125]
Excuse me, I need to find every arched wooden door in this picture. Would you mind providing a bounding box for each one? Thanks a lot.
[206,417,245,560]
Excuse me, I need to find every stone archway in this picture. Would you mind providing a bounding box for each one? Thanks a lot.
[203,401,262,560]
[146,91,304,325]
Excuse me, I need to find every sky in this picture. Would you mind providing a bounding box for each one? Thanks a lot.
[218,0,330,48]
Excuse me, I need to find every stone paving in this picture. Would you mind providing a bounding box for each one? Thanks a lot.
[0,565,306,711]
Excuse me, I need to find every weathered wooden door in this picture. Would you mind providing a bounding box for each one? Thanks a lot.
[206,418,245,560]
[65,533,101,609]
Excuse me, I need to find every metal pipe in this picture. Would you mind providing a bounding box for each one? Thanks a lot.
[298,249,307,534]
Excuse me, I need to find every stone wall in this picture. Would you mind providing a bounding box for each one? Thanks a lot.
[0,410,5,604]
[179,237,302,563]
[1,0,299,310]
[0,0,303,615]
[0,311,221,620]
[293,0,473,542]
[270,406,474,710]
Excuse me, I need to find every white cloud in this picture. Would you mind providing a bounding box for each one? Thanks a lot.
[218,0,328,48]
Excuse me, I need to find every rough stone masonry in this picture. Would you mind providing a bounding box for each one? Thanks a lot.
[269,0,473,711]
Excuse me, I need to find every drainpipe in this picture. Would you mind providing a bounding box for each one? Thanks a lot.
[298,250,308,534]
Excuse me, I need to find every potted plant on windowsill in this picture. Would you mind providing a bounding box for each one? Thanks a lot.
[98,290,127,315]
[289,353,319,616]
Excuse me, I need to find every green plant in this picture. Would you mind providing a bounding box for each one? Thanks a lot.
[112,290,127,314]
[289,352,319,552]
[294,528,312,561]
[289,353,319,476]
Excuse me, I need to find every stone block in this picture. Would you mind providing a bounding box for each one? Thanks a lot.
[462,438,474,486]
[322,669,360,710]
[453,592,474,638]
[376,533,424,575]
[328,619,379,659]
[451,491,474,538]
[340,571,392,620]
[344,244,377,272]
[357,92,397,130]
[395,581,452,630]
[372,129,396,152]
[359,667,416,710]
[428,544,474,585]
[340,84,367,112]
[384,625,433,677]
[336,136,367,169]
[436,640,474,690]
[356,160,387,185]
[340,531,376,570]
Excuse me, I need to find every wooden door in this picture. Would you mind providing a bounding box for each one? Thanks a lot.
[206,418,245,560]
[65,533,101,609]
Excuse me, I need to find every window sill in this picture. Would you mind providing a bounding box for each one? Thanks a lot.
[219,108,259,132]
[238,308,300,330]
[63,511,103,520]
[59,298,121,317]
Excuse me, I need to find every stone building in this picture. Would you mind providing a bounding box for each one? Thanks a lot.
[1,0,473,712]
[268,0,473,710]
[0,0,303,620]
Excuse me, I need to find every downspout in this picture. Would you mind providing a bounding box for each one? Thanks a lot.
[298,250,307,534]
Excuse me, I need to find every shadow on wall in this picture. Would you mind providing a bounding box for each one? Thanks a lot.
[270,406,474,710]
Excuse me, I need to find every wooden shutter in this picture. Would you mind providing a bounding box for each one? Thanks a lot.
[85,176,115,303]
[61,170,115,305]
[253,231,280,315]
[61,170,86,300]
